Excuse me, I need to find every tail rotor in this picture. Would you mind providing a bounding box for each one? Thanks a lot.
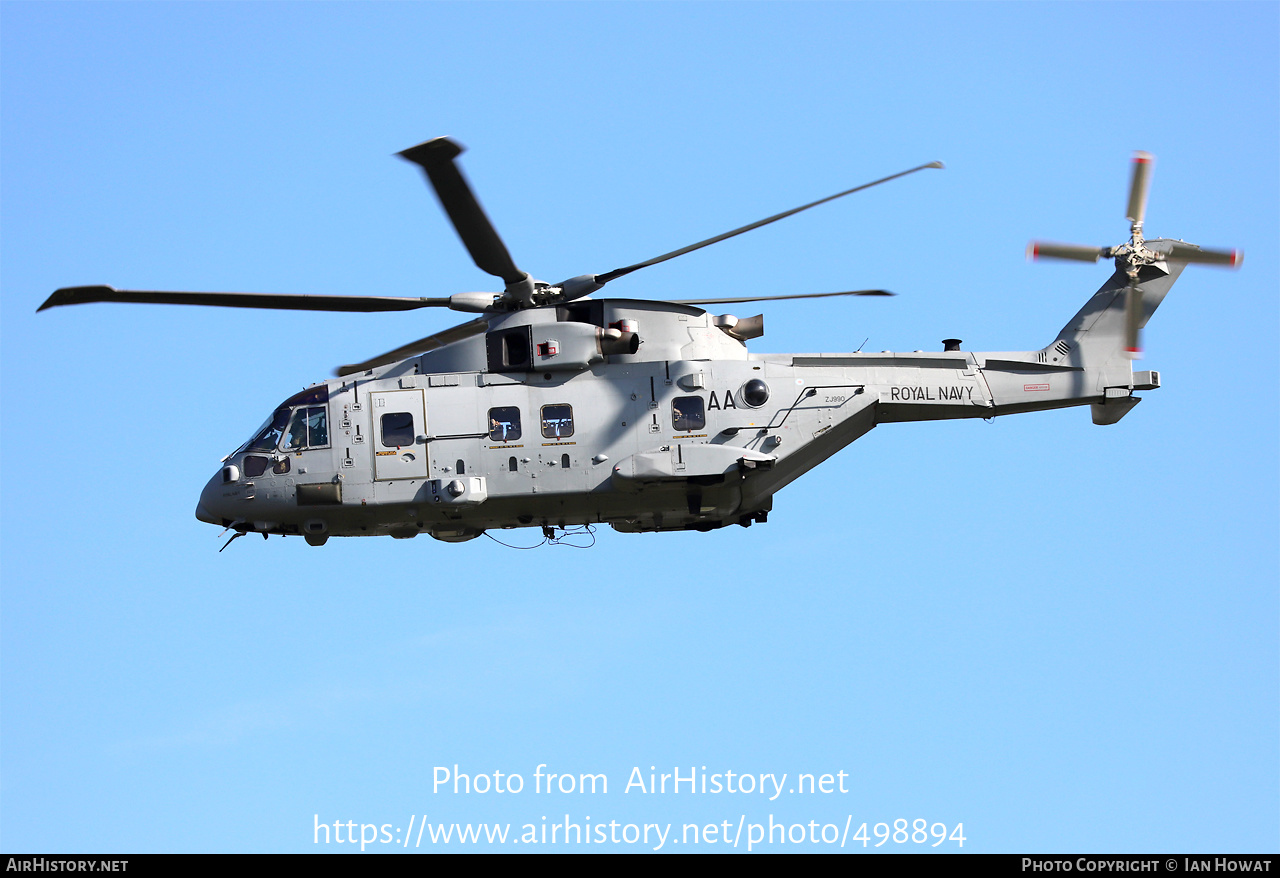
[1028,151,1242,358]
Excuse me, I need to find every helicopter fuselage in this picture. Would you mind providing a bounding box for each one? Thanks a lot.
[196,259,1174,546]
[39,141,1230,548]
[40,142,1230,548]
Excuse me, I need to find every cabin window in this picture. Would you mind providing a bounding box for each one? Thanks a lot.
[541,404,574,439]
[243,455,269,478]
[508,456,518,473]
[380,411,415,448]
[488,406,522,442]
[672,396,705,431]
[456,459,466,475]
[272,457,290,475]
[561,453,570,468]
[284,405,330,450]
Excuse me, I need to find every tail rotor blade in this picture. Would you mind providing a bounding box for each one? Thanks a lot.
[1027,242,1109,263]
[1126,151,1154,227]
[1166,243,1243,268]
[1124,282,1144,359]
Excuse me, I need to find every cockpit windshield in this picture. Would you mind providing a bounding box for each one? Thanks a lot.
[243,409,290,452]
[236,385,330,454]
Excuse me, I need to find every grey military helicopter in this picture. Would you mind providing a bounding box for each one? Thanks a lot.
[39,141,1240,547]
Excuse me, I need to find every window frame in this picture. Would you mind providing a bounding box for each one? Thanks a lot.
[540,404,575,439]
[282,405,331,452]
[379,411,416,448]
[488,406,523,442]
[672,396,706,432]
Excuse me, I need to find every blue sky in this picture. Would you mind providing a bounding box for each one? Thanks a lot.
[2,1,1276,853]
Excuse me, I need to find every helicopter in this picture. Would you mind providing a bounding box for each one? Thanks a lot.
[38,140,1240,546]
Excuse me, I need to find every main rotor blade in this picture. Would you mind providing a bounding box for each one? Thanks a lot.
[671,289,893,306]
[335,317,489,376]
[1165,243,1243,268]
[1126,151,1154,226]
[38,285,455,313]
[591,161,944,287]
[398,137,527,287]
[1026,242,1109,263]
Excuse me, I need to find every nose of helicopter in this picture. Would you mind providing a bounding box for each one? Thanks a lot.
[195,471,225,526]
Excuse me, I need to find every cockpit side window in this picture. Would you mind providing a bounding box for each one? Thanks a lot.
[284,405,330,451]
[238,385,330,454]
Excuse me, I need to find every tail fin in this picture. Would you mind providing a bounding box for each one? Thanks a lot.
[1030,152,1237,372]
[1051,240,1189,372]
